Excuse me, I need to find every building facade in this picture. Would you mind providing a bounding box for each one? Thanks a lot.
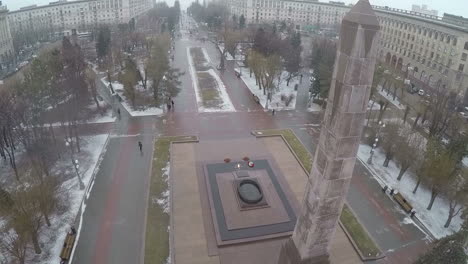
[443,13,468,29]
[0,3,14,65]
[7,0,152,36]
[227,0,468,99]
[228,0,349,30]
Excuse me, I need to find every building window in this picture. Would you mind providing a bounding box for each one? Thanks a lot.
[465,41,468,50]
[459,64,465,72]
[462,53,468,62]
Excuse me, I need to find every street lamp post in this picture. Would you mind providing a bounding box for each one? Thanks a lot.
[66,139,85,190]
[367,121,385,165]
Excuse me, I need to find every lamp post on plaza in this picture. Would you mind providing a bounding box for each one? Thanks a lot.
[65,139,85,190]
[367,121,385,165]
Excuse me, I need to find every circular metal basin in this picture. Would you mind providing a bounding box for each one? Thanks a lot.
[237,179,263,204]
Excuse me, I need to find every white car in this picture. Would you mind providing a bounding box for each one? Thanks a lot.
[418,89,424,96]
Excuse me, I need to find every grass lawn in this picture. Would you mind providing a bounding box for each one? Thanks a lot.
[254,129,313,172]
[198,72,222,108]
[190,47,209,71]
[144,136,197,264]
[340,204,382,258]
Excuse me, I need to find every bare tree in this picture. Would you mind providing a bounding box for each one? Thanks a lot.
[85,68,101,113]
[421,139,457,210]
[443,170,468,228]
[224,30,244,59]
[146,34,182,107]
[30,175,60,228]
[380,122,400,167]
[0,228,29,264]
[426,84,457,138]
[120,58,139,108]
[259,54,281,102]
[4,185,44,254]
[0,86,20,180]
[247,50,263,90]
[394,128,425,181]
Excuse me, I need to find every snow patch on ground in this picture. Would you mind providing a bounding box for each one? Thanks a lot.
[378,86,405,110]
[357,144,463,239]
[186,47,235,112]
[101,78,164,117]
[307,103,322,112]
[38,134,109,264]
[157,163,171,214]
[202,48,212,64]
[368,99,382,111]
[240,70,299,110]
[86,107,116,123]
[217,44,244,61]
[462,156,468,167]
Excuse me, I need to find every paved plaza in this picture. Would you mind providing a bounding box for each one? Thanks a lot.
[170,137,362,264]
[69,19,429,264]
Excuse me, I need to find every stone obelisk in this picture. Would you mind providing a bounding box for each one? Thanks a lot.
[277,1,380,263]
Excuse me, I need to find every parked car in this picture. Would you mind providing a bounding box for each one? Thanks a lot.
[418,89,425,96]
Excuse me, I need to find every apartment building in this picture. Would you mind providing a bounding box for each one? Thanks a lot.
[7,0,152,36]
[0,3,13,64]
[227,0,468,99]
[375,6,468,98]
[229,0,348,29]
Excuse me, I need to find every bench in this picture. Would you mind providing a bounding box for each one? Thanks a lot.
[393,192,413,213]
[59,232,76,263]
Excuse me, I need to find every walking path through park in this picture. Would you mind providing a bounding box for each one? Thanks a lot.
[70,28,429,264]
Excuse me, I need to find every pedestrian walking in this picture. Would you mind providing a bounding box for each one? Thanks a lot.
[167,103,172,111]
[272,109,275,116]
[171,100,175,109]
[117,108,121,119]
[138,141,143,154]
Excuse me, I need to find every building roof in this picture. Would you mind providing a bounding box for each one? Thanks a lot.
[372,6,468,34]
[9,0,91,14]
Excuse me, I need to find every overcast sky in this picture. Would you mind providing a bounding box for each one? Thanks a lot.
[2,0,467,17]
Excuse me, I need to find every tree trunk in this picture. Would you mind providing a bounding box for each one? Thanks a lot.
[31,232,41,254]
[421,108,428,124]
[74,123,81,153]
[383,155,391,167]
[403,106,410,124]
[397,165,409,181]
[10,154,19,182]
[107,71,115,94]
[0,146,5,161]
[93,93,101,112]
[444,205,457,228]
[413,113,421,129]
[427,190,438,210]
[43,211,51,227]
[49,124,56,143]
[413,177,421,194]
[366,100,376,127]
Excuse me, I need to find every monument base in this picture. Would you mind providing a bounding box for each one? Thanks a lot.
[277,238,330,264]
